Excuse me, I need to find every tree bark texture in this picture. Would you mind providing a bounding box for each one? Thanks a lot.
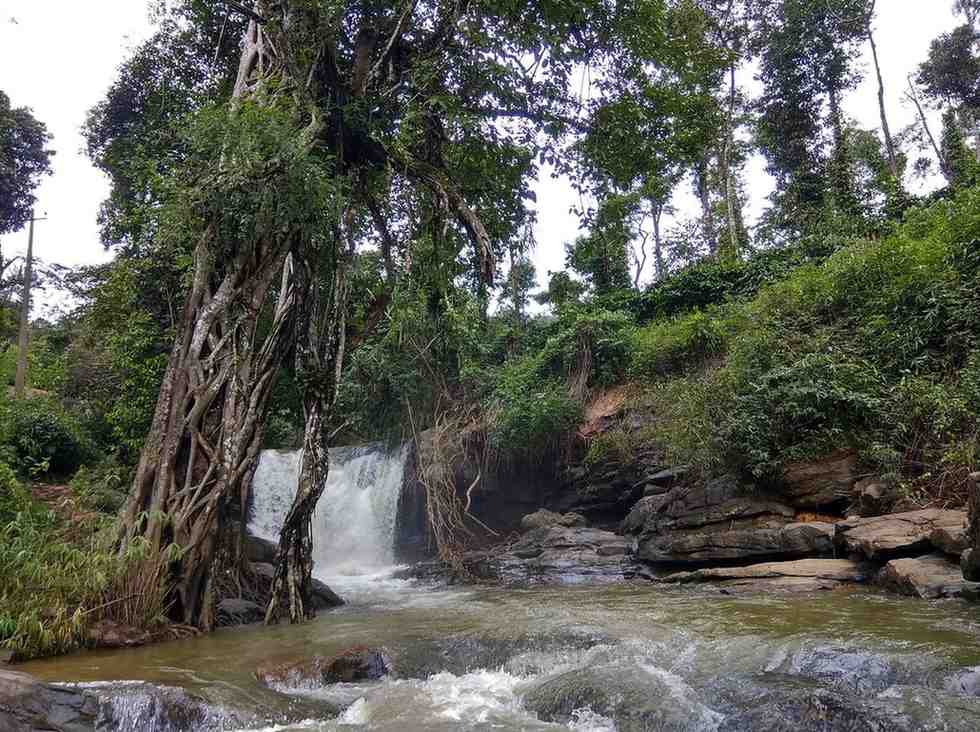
[119,13,300,630]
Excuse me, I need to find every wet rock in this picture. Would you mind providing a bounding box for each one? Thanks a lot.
[522,666,693,731]
[835,509,968,560]
[86,620,152,649]
[638,522,835,565]
[718,675,908,732]
[657,559,870,593]
[520,509,587,532]
[782,449,858,509]
[256,647,392,689]
[469,527,635,585]
[216,598,264,627]
[395,631,608,679]
[0,669,98,732]
[311,578,345,609]
[878,554,980,599]
[95,682,244,731]
[249,562,344,610]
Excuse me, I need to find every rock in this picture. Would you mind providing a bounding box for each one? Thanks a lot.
[96,682,242,731]
[835,509,968,560]
[630,476,805,565]
[963,473,980,580]
[0,669,98,732]
[249,562,344,610]
[256,646,392,689]
[621,495,665,535]
[718,675,910,732]
[469,527,635,585]
[657,559,869,593]
[311,578,345,609]
[646,466,689,488]
[878,554,980,599]
[216,599,264,627]
[782,449,858,509]
[851,477,892,517]
[930,525,969,557]
[245,533,278,564]
[638,522,835,565]
[519,509,587,532]
[85,620,152,649]
[522,666,698,731]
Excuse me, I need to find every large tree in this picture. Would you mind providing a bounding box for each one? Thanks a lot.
[0,91,53,237]
[118,0,684,629]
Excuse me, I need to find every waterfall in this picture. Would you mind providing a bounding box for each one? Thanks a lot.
[248,443,410,578]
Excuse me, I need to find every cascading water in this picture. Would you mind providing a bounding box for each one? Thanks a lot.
[248,443,410,588]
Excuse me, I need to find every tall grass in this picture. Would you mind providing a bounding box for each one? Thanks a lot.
[0,463,168,659]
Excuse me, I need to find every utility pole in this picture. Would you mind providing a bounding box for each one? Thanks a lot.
[14,211,45,399]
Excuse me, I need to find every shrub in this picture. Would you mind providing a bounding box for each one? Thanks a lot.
[0,397,95,476]
[630,306,736,377]
[489,361,583,457]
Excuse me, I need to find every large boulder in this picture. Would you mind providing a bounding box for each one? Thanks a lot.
[249,562,344,610]
[630,476,816,565]
[835,509,968,560]
[0,670,98,732]
[469,526,635,585]
[638,522,835,565]
[781,450,858,509]
[522,665,706,731]
[520,509,586,532]
[878,554,980,599]
[216,599,265,627]
[961,473,980,581]
[657,558,870,593]
[256,647,391,689]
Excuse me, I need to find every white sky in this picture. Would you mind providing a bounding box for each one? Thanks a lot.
[0,1,961,310]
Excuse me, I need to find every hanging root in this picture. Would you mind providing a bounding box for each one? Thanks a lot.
[407,402,495,573]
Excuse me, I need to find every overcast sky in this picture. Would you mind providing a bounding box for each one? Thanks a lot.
[0,1,962,309]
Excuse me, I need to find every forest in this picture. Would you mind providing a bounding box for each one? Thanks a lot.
[2,1,980,730]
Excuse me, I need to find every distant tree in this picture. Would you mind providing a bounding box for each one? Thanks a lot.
[918,23,980,168]
[0,90,53,236]
[534,271,586,311]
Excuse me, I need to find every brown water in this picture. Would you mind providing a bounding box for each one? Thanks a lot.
[20,574,980,731]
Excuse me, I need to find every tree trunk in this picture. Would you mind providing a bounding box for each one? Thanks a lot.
[14,214,34,399]
[118,13,301,630]
[721,63,740,262]
[695,158,716,255]
[907,76,950,182]
[867,0,901,181]
[651,199,665,281]
[265,234,348,624]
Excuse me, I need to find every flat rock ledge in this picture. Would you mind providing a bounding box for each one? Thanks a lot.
[638,521,835,565]
[878,554,980,599]
[468,526,637,585]
[655,559,871,593]
[835,509,968,560]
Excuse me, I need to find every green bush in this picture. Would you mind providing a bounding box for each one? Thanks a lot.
[489,361,583,457]
[0,397,96,476]
[630,306,736,377]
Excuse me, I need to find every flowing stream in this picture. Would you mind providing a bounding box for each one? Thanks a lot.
[20,449,980,731]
